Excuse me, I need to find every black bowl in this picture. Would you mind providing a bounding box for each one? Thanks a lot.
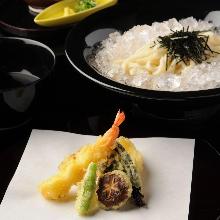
[0,0,72,40]
[0,37,55,130]
[65,5,220,120]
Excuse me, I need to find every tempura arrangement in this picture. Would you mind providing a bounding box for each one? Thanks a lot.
[39,111,146,215]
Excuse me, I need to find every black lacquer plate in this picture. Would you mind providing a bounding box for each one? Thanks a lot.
[0,0,71,39]
[65,4,220,112]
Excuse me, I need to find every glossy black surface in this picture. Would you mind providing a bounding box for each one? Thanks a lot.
[66,4,220,104]
[23,0,61,9]
[1,1,220,220]
[0,54,220,220]
[0,37,55,130]
[0,0,71,39]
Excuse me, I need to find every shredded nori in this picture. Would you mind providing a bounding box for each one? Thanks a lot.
[154,27,220,69]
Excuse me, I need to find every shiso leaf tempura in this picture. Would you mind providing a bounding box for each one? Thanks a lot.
[93,17,220,91]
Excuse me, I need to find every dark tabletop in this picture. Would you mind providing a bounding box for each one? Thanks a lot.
[0,0,220,219]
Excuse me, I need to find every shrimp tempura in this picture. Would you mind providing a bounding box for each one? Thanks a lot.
[39,110,125,200]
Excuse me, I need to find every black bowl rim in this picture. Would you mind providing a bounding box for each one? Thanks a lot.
[0,36,55,92]
[65,6,220,102]
[0,19,69,32]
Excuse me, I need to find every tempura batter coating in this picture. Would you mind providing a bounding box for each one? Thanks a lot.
[39,111,125,200]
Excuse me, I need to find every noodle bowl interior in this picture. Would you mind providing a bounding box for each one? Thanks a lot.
[93,17,220,91]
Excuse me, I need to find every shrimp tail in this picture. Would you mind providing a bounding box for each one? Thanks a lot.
[96,110,125,149]
[113,110,125,127]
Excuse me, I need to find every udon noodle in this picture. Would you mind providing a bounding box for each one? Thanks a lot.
[116,31,220,76]
[93,17,220,91]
